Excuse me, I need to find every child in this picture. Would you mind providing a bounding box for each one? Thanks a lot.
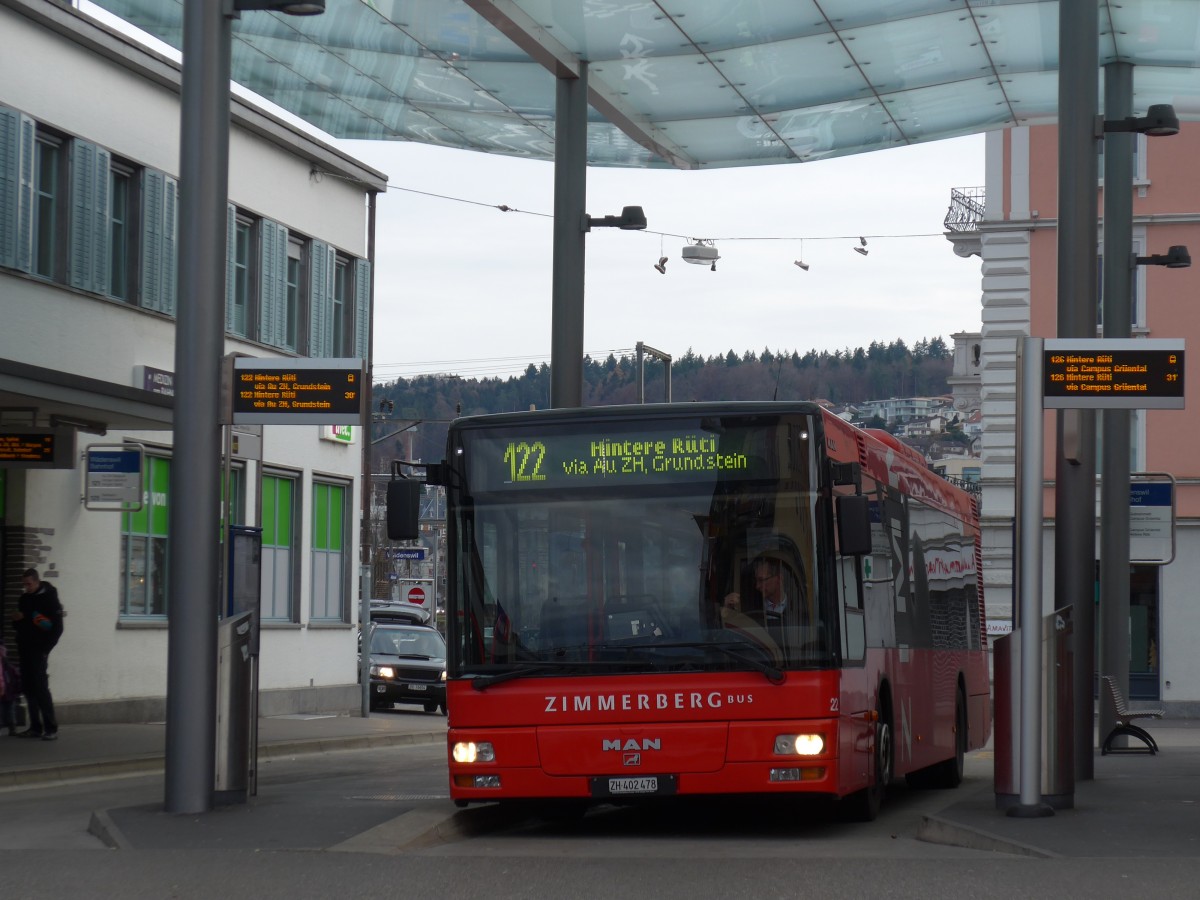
[0,644,21,736]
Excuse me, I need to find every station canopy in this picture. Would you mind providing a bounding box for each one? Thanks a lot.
[91,1,1200,169]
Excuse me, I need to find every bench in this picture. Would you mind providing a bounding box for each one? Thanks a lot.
[1100,675,1165,755]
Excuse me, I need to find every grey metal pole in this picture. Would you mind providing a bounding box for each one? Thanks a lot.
[1056,0,1098,786]
[166,0,231,814]
[549,63,588,409]
[1012,337,1053,817]
[636,341,646,403]
[1099,62,1134,752]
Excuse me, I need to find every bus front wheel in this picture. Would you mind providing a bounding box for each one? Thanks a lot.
[844,697,891,822]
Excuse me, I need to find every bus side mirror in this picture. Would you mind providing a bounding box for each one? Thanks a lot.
[386,479,422,541]
[836,494,872,556]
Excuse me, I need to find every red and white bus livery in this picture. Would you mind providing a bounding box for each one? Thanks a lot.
[411,402,990,819]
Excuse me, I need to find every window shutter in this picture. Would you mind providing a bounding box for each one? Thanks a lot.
[69,140,111,293]
[225,203,237,334]
[354,257,371,361]
[259,218,286,347]
[0,106,34,273]
[309,239,334,357]
[140,169,178,314]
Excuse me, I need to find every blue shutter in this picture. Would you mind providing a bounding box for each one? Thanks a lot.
[0,106,34,273]
[309,239,333,357]
[69,140,111,293]
[354,257,371,361]
[259,219,286,347]
[225,203,237,334]
[162,175,178,316]
[140,169,178,314]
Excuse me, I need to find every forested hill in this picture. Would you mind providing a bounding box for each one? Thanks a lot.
[371,338,953,467]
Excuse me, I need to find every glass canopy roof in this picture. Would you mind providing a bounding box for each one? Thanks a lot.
[89,1,1200,169]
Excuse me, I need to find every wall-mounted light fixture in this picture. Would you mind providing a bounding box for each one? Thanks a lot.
[1135,245,1191,268]
[1098,103,1180,137]
[583,206,647,232]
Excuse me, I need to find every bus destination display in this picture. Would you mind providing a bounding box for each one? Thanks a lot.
[1042,339,1184,409]
[468,428,763,491]
[231,358,364,425]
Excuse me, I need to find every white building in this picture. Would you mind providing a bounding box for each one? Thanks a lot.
[1,0,386,722]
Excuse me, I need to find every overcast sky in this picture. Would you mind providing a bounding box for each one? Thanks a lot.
[344,134,986,383]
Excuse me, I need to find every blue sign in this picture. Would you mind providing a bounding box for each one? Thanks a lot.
[88,450,141,473]
[1130,483,1171,506]
[393,548,426,560]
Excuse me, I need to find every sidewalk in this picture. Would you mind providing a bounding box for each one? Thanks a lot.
[919,718,1200,858]
[0,709,447,790]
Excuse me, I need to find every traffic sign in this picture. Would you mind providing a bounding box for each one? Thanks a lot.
[1042,338,1184,409]
[407,586,426,605]
[85,444,144,510]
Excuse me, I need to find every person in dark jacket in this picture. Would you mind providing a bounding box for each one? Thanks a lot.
[10,568,63,740]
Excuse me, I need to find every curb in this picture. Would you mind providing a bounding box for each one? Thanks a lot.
[0,729,446,792]
[916,813,1059,858]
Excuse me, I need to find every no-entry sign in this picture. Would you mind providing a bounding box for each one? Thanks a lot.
[407,586,426,605]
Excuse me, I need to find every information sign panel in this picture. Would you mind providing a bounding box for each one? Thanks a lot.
[85,444,144,510]
[230,357,364,425]
[1128,474,1175,565]
[1042,339,1184,409]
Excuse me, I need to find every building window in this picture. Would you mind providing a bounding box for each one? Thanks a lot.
[230,213,254,337]
[262,472,298,622]
[33,130,65,280]
[285,237,304,351]
[109,161,136,302]
[332,254,350,354]
[311,480,347,621]
[121,454,171,617]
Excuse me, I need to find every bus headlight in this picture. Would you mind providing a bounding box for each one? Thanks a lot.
[453,741,495,763]
[774,734,825,756]
[371,665,395,679]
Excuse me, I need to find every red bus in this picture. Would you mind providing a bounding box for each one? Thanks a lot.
[408,402,990,819]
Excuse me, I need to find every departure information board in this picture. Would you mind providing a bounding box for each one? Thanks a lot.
[1043,339,1184,409]
[230,358,365,425]
[0,428,76,469]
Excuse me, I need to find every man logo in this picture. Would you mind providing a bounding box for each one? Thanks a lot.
[602,738,661,752]
[623,752,641,767]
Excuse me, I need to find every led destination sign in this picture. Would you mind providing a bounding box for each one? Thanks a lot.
[467,426,763,491]
[230,358,364,425]
[1043,339,1185,409]
[0,428,75,469]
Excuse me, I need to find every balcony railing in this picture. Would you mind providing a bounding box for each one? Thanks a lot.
[944,186,985,233]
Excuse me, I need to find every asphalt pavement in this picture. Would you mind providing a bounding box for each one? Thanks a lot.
[3,708,1199,859]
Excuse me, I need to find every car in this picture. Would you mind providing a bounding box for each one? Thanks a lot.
[364,622,447,715]
[368,599,432,626]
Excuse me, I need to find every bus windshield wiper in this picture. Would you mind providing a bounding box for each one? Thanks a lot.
[471,664,554,691]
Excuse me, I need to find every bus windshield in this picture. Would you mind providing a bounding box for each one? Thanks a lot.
[450,411,830,678]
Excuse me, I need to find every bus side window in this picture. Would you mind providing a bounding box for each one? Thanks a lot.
[840,556,866,663]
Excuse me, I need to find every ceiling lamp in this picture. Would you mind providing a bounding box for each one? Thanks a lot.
[682,239,720,269]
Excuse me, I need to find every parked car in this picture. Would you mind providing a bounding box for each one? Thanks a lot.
[364,623,447,715]
[369,599,432,626]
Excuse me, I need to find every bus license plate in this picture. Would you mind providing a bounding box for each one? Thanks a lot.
[609,777,657,794]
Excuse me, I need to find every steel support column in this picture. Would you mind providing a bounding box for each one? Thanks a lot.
[550,63,588,409]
